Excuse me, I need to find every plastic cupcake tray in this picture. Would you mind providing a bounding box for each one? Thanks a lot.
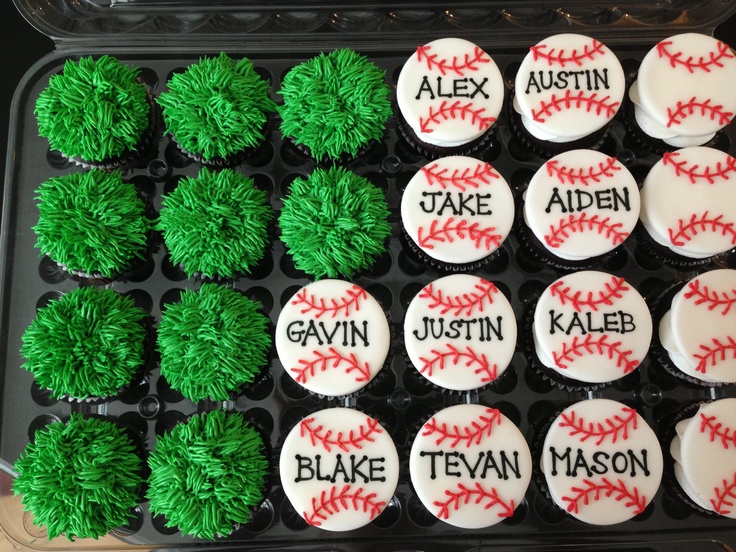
[2,2,736,551]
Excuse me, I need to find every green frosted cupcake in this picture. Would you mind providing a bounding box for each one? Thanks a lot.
[147,410,268,539]
[34,170,152,279]
[157,168,272,280]
[279,166,391,278]
[278,48,391,162]
[157,283,271,402]
[158,52,276,166]
[21,287,148,401]
[35,55,153,168]
[13,414,144,540]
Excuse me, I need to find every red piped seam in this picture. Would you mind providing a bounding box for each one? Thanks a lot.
[530,40,605,67]
[552,334,639,374]
[558,406,638,445]
[544,213,628,249]
[421,162,499,191]
[694,336,736,374]
[416,44,490,76]
[419,279,498,317]
[656,40,734,73]
[300,416,382,453]
[291,286,367,319]
[303,485,385,526]
[668,212,736,247]
[549,275,629,312]
[419,343,498,383]
[291,348,371,384]
[684,278,736,316]
[434,483,515,520]
[665,97,733,128]
[562,478,646,515]
[700,413,736,450]
[531,90,619,123]
[711,472,736,515]
[662,151,736,184]
[422,407,501,448]
[419,101,496,134]
[417,218,502,251]
[545,157,620,186]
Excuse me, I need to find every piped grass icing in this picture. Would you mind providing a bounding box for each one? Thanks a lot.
[13,414,143,540]
[157,52,276,162]
[279,166,391,279]
[157,283,271,402]
[35,55,150,163]
[147,409,268,539]
[278,48,391,160]
[34,170,152,278]
[21,287,148,400]
[157,168,272,279]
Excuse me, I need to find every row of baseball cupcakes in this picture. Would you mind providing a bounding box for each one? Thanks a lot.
[34,33,736,169]
[12,399,736,540]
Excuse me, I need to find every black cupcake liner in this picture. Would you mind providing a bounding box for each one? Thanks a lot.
[634,223,718,271]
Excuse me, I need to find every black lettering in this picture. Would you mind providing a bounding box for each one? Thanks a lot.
[592,451,609,474]
[416,75,435,100]
[458,451,485,478]
[445,451,461,477]
[500,451,521,480]
[611,451,628,474]
[574,189,594,212]
[286,321,305,344]
[419,191,442,213]
[481,450,503,479]
[525,72,542,94]
[476,193,492,215]
[446,319,462,340]
[593,68,609,90]
[318,321,341,345]
[302,320,323,346]
[437,76,453,98]
[549,446,571,477]
[629,449,649,477]
[621,312,636,334]
[331,454,350,483]
[314,454,331,482]
[585,312,605,333]
[369,457,386,482]
[549,310,565,335]
[545,187,568,214]
[420,450,444,480]
[350,454,369,483]
[351,320,369,347]
[595,189,613,210]
[468,77,489,99]
[295,454,314,482]
[611,186,631,212]
[571,448,593,477]
[453,78,469,97]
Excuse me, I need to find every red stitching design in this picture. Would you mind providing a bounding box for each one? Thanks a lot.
[420,161,499,192]
[422,407,501,448]
[545,157,621,186]
[415,44,490,76]
[665,97,733,128]
[710,472,736,515]
[562,478,646,515]
[531,90,619,123]
[549,275,629,313]
[693,336,736,374]
[419,101,496,134]
[656,40,734,73]
[661,151,736,184]
[544,213,629,249]
[558,406,638,445]
[419,344,498,383]
[668,212,736,247]
[300,416,382,453]
[419,279,498,317]
[417,218,502,251]
[291,347,371,384]
[700,412,736,450]
[303,485,385,526]
[530,39,605,67]
[552,334,639,374]
[291,285,367,319]
[434,483,515,520]
[684,278,736,316]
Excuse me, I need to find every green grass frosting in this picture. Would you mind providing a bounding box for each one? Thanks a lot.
[157,168,272,279]
[278,48,391,160]
[279,166,391,278]
[157,283,271,402]
[21,286,148,400]
[13,414,143,540]
[35,55,150,162]
[147,410,268,539]
[34,170,152,278]
[157,52,276,161]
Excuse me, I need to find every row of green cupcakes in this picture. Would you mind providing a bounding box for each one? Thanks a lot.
[35,51,391,168]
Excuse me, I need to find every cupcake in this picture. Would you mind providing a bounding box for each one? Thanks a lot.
[34,170,152,279]
[628,33,736,150]
[410,404,531,528]
[278,48,391,162]
[275,280,390,397]
[511,34,625,155]
[400,156,514,271]
[157,52,276,167]
[157,168,272,280]
[13,414,144,540]
[157,283,271,402]
[670,399,736,517]
[21,287,148,402]
[279,407,399,531]
[404,274,516,392]
[278,167,391,279]
[539,399,663,525]
[528,271,652,389]
[396,38,504,157]
[656,269,736,385]
[147,409,268,539]
[34,55,154,169]
[521,149,639,269]
[639,147,736,267]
